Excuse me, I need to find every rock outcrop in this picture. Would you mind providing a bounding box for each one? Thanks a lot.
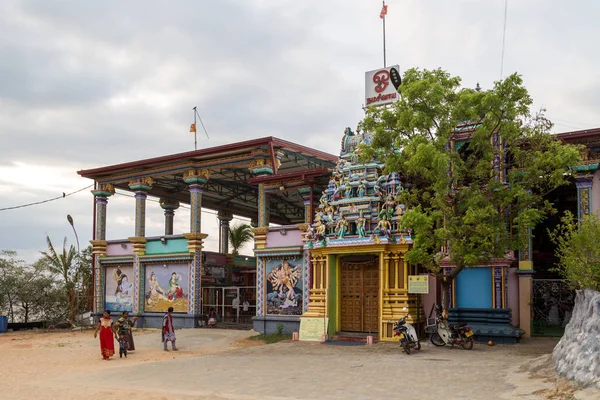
[552,289,600,387]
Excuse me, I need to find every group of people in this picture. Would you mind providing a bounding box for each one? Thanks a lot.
[94,307,178,360]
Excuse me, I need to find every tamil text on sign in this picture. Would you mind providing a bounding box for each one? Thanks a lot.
[408,275,429,294]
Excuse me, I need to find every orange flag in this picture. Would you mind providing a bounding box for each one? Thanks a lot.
[380,3,388,19]
[190,123,196,133]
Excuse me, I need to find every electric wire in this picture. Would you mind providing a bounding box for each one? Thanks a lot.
[500,0,508,79]
[0,185,94,211]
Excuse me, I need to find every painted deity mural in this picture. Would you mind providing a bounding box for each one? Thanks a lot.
[266,258,302,316]
[105,266,135,312]
[144,263,188,313]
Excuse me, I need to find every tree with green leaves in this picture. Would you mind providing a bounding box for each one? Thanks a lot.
[550,212,600,291]
[360,68,582,315]
[0,250,24,322]
[228,223,254,256]
[39,236,79,324]
[1,250,66,323]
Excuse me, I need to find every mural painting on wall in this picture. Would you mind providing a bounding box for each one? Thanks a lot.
[145,264,188,313]
[105,266,134,312]
[266,258,302,316]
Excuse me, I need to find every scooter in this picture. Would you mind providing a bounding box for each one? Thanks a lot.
[393,307,421,354]
[428,305,474,350]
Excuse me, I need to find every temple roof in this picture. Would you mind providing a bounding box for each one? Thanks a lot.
[78,137,338,224]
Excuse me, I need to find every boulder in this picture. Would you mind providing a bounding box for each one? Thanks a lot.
[553,289,600,387]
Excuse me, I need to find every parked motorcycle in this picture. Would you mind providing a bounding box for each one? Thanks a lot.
[428,305,474,350]
[394,307,421,354]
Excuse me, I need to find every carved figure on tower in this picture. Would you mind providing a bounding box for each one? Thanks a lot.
[374,215,392,239]
[335,213,349,239]
[356,210,366,238]
[357,181,366,198]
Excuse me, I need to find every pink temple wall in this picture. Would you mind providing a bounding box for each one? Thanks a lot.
[421,274,437,319]
[106,241,133,256]
[266,227,303,248]
[507,268,520,326]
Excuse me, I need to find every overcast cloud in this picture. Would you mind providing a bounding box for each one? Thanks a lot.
[1,0,598,262]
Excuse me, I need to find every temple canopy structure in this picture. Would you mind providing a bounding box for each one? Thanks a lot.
[78,137,337,328]
[79,137,337,225]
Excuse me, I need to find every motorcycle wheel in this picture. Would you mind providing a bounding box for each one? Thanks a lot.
[429,333,446,347]
[415,341,421,351]
[401,340,411,354]
[460,338,474,350]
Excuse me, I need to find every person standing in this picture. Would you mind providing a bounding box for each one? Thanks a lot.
[114,311,138,356]
[94,310,116,361]
[162,307,178,351]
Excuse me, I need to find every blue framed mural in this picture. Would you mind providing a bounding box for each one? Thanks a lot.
[105,265,134,312]
[265,258,302,316]
[144,263,189,313]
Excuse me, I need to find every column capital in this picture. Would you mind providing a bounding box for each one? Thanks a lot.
[217,210,233,221]
[91,183,115,198]
[183,168,210,184]
[128,177,154,191]
[159,198,180,211]
[128,236,147,255]
[183,232,208,252]
[575,177,593,189]
[90,240,108,256]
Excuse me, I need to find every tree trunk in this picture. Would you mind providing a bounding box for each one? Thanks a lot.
[440,277,451,320]
[67,289,77,325]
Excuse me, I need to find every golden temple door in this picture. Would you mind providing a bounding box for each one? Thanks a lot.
[340,260,379,333]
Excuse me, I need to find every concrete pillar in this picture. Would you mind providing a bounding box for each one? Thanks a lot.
[217,211,233,254]
[128,177,153,255]
[517,261,534,338]
[90,183,115,314]
[159,198,180,235]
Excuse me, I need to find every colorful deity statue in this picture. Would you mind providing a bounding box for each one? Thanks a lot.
[344,185,352,199]
[335,213,349,239]
[374,215,392,238]
[314,220,326,241]
[357,181,366,198]
[319,192,328,209]
[379,193,396,220]
[356,210,366,238]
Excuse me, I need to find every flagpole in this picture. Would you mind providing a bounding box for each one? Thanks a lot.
[382,1,386,68]
[193,106,198,151]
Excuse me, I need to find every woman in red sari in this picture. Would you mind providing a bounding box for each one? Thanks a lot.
[94,310,116,360]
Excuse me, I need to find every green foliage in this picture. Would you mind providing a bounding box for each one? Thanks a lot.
[360,67,581,289]
[228,223,254,256]
[250,332,292,344]
[0,250,66,323]
[549,212,600,291]
[38,236,83,323]
[276,322,284,335]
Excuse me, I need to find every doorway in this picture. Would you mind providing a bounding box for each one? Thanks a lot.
[340,257,379,333]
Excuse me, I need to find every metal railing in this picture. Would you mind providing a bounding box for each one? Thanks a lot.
[531,279,575,337]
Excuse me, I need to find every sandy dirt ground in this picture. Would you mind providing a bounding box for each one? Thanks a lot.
[1,329,598,400]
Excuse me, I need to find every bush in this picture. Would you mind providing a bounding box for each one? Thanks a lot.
[550,211,600,291]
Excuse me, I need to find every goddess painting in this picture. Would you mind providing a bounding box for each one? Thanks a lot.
[266,259,302,316]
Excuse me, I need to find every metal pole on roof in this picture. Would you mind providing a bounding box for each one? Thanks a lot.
[193,107,198,151]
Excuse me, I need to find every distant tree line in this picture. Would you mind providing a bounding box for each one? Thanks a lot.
[0,237,92,326]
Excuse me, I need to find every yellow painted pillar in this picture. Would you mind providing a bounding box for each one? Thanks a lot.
[517,261,534,338]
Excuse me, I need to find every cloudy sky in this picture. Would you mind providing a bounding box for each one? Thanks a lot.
[1,0,598,263]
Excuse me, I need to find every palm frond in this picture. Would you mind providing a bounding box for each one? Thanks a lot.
[228,223,254,256]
